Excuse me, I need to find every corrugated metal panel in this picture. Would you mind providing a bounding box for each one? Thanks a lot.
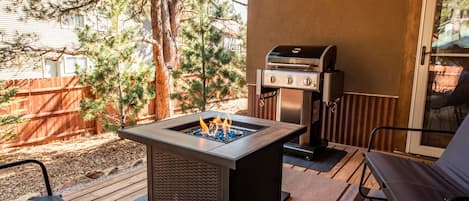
[321,93,397,151]
[248,85,277,121]
[248,85,398,151]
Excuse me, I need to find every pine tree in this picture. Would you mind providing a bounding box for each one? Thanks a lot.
[0,81,26,140]
[171,0,246,112]
[5,0,180,120]
[75,0,155,130]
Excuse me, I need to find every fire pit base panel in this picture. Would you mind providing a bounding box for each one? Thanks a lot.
[147,140,285,201]
[150,148,227,200]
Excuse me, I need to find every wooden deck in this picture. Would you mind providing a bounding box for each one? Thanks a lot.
[62,143,431,201]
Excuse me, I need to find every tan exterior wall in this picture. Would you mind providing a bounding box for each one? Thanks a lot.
[247,0,409,96]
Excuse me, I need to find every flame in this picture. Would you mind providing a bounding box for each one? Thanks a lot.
[222,114,232,137]
[199,114,232,138]
[200,117,210,135]
[212,116,223,124]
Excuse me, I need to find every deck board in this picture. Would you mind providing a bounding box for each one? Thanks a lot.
[115,187,147,201]
[62,144,410,201]
[337,185,358,201]
[72,173,146,201]
[364,171,380,189]
[282,168,348,201]
[319,145,357,178]
[94,180,147,201]
[63,168,147,200]
[291,165,307,172]
[331,149,365,182]
[347,162,369,186]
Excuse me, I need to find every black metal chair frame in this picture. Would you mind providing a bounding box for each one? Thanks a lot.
[358,126,455,201]
[0,159,54,196]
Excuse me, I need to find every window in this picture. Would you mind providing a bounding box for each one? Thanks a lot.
[43,59,59,78]
[61,14,85,29]
[75,15,85,28]
[61,15,73,28]
[97,15,111,31]
[64,56,87,75]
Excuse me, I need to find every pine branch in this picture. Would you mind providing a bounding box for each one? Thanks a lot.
[0,81,27,140]
[172,0,246,113]
[0,44,85,64]
[231,0,247,7]
[74,0,155,130]
[208,16,240,22]
[124,0,149,21]
[7,0,101,20]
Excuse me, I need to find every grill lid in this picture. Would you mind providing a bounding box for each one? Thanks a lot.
[266,45,336,71]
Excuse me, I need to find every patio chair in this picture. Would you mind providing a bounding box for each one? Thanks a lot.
[0,159,63,201]
[358,116,469,201]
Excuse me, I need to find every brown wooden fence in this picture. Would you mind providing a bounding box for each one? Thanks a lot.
[0,76,156,148]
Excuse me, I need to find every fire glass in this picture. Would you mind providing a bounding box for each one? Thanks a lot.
[169,116,263,143]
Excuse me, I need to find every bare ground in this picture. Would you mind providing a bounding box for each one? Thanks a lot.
[0,133,146,201]
[0,98,247,201]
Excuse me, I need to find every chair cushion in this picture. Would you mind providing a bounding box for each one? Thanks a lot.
[365,152,468,201]
[437,115,469,189]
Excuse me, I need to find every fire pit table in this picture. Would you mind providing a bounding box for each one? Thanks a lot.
[118,111,306,201]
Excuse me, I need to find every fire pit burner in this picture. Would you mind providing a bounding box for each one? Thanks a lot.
[182,125,254,143]
[172,116,258,143]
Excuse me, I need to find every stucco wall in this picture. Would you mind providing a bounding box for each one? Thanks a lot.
[247,0,409,96]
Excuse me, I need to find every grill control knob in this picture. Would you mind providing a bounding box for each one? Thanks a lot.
[287,77,293,84]
[304,78,312,86]
[270,76,276,83]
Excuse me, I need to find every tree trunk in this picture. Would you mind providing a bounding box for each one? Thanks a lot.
[151,0,170,120]
[164,0,180,116]
[169,0,179,41]
[200,10,207,112]
[161,0,177,68]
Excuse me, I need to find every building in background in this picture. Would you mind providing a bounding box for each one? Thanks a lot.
[0,1,111,80]
[0,0,247,80]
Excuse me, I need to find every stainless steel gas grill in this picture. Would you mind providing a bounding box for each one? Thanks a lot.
[256,45,344,160]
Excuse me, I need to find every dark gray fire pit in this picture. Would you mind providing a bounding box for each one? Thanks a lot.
[118,111,305,201]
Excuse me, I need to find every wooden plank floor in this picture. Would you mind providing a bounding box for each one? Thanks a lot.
[62,144,432,201]
[281,143,377,190]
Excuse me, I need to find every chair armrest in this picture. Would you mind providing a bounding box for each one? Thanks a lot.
[0,159,53,196]
[367,127,454,152]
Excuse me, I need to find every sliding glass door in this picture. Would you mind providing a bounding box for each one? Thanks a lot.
[408,0,469,157]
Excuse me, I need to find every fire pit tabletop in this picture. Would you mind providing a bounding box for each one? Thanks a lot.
[117,111,306,169]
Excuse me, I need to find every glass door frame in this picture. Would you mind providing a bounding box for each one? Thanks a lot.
[407,0,469,157]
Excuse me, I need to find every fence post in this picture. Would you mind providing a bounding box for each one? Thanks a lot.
[94,92,102,134]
